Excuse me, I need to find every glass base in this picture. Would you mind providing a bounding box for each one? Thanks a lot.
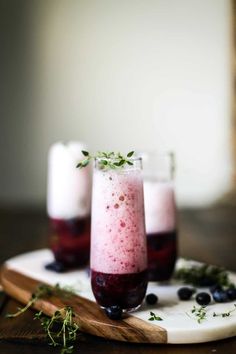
[100,304,141,313]
[91,269,148,310]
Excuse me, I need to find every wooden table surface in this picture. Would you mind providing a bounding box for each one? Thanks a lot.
[0,205,236,354]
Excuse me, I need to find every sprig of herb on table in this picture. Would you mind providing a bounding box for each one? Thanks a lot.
[213,304,236,318]
[175,264,233,287]
[148,311,163,321]
[34,307,79,354]
[6,283,79,354]
[6,284,54,318]
[189,303,236,323]
[76,151,135,169]
[189,305,207,323]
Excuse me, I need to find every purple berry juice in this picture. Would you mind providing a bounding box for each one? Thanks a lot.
[147,230,177,281]
[144,180,177,281]
[49,216,90,267]
[90,158,148,311]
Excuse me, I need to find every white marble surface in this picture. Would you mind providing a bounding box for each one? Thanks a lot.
[5,249,236,344]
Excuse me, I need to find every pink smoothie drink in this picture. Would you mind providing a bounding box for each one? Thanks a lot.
[91,161,148,310]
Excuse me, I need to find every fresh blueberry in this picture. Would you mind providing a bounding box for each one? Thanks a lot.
[45,261,66,273]
[105,305,122,320]
[212,290,229,303]
[226,288,236,301]
[196,292,211,306]
[209,284,222,294]
[146,293,158,305]
[177,287,195,301]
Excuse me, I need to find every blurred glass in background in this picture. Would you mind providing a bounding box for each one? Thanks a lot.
[143,151,177,281]
[47,141,91,270]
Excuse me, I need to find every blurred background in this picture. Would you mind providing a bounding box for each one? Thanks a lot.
[0,0,236,267]
[0,0,234,207]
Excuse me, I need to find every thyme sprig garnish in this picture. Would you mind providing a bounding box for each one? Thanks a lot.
[34,307,79,354]
[76,151,135,169]
[6,283,79,354]
[148,311,163,321]
[213,304,236,318]
[189,305,207,323]
[6,284,55,318]
[175,264,233,288]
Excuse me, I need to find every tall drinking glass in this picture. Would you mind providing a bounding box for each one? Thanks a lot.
[91,157,148,312]
[143,152,177,281]
[47,142,91,270]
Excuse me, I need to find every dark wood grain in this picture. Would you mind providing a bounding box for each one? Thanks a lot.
[1,267,167,344]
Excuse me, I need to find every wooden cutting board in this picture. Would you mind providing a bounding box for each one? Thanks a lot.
[2,249,236,344]
[1,267,166,343]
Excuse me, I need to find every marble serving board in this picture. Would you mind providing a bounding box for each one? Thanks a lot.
[2,249,236,344]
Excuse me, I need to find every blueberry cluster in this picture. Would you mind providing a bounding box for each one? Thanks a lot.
[103,271,236,320]
[210,285,236,303]
[177,285,236,306]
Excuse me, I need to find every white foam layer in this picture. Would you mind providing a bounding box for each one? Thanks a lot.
[91,168,147,274]
[144,180,176,234]
[47,141,91,219]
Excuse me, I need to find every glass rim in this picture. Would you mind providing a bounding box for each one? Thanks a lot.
[94,156,142,162]
[138,150,175,158]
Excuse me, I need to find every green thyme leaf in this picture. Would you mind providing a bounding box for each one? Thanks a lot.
[81,160,89,167]
[81,150,89,156]
[127,151,134,158]
[148,311,163,321]
[114,159,125,167]
[101,159,108,165]
[119,159,126,166]
[127,160,134,165]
